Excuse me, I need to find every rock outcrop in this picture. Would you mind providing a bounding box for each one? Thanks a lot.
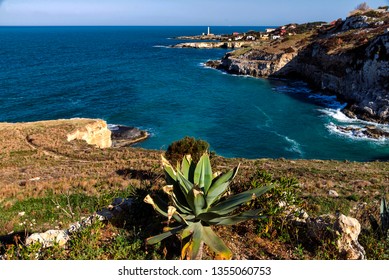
[306,213,366,260]
[206,11,389,123]
[67,119,112,148]
[207,50,297,77]
[173,41,247,49]
[275,32,389,123]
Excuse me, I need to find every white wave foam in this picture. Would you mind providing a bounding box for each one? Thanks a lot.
[326,122,388,142]
[269,130,304,157]
[152,45,171,48]
[319,108,355,123]
[284,136,304,156]
[254,105,273,127]
[107,124,120,131]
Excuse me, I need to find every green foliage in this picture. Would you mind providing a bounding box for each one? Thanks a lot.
[165,137,210,165]
[144,153,273,259]
[249,170,301,241]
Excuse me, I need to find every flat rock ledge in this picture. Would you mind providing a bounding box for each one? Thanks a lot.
[109,125,149,148]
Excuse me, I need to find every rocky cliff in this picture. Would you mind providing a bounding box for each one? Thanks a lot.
[173,41,247,49]
[67,119,112,148]
[206,11,389,123]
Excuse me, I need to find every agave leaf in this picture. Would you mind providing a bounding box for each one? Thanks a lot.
[380,197,387,215]
[162,155,177,185]
[167,206,176,223]
[187,187,206,216]
[196,212,223,223]
[194,153,213,193]
[208,184,274,215]
[186,222,204,260]
[171,192,192,214]
[201,226,232,260]
[206,165,240,207]
[176,170,194,195]
[180,223,195,259]
[144,195,168,217]
[162,185,174,195]
[146,224,186,245]
[181,155,195,181]
[207,209,264,225]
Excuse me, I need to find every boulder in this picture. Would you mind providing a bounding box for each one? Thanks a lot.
[334,214,366,260]
[25,230,69,248]
[67,119,112,148]
[328,190,339,198]
[306,213,366,259]
[342,16,369,31]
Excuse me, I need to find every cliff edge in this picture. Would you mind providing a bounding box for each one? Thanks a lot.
[206,9,389,123]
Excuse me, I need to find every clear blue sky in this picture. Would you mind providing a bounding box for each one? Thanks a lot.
[0,0,388,26]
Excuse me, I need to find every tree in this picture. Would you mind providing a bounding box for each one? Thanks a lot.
[355,2,370,11]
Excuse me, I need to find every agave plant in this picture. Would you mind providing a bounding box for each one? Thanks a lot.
[144,153,273,260]
[369,196,389,238]
[380,197,389,236]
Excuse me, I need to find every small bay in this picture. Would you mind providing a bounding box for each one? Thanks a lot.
[1,26,388,161]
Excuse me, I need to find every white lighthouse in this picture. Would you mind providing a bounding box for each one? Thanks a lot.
[207,26,210,35]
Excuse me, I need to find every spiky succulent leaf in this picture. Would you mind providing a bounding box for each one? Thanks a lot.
[208,184,274,215]
[181,155,195,181]
[194,153,213,193]
[186,222,204,260]
[146,224,186,245]
[176,169,194,195]
[206,165,239,207]
[201,226,232,260]
[207,209,264,225]
[380,197,389,234]
[144,195,169,218]
[162,155,177,185]
[186,187,206,216]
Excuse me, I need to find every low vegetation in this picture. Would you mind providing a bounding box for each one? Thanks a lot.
[1,123,389,260]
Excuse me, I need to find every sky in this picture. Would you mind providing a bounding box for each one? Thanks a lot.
[0,0,388,26]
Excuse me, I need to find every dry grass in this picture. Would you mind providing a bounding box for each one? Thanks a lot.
[1,119,389,259]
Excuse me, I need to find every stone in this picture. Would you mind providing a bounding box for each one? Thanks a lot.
[306,213,366,260]
[67,119,112,148]
[334,214,366,260]
[342,16,369,31]
[26,230,69,248]
[110,125,149,147]
[328,190,339,198]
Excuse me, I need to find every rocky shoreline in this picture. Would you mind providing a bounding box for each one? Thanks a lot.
[110,125,149,148]
[203,11,389,125]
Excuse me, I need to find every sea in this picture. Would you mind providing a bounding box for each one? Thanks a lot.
[1,26,389,161]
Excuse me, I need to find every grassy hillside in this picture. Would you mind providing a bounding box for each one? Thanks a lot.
[0,119,388,259]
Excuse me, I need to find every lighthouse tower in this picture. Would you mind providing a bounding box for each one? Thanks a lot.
[207,26,210,35]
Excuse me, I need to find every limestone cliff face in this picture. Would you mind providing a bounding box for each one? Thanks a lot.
[173,41,247,49]
[275,33,389,122]
[206,13,389,123]
[209,50,297,77]
[67,119,112,148]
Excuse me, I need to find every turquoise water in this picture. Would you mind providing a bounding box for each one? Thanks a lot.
[1,26,388,161]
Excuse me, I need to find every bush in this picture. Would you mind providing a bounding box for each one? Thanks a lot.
[165,136,210,165]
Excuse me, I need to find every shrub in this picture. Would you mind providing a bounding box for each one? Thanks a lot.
[144,153,274,259]
[165,136,210,165]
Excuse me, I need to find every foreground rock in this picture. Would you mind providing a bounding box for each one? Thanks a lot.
[25,198,133,250]
[306,213,366,260]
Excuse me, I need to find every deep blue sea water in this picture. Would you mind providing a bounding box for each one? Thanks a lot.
[1,26,389,161]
